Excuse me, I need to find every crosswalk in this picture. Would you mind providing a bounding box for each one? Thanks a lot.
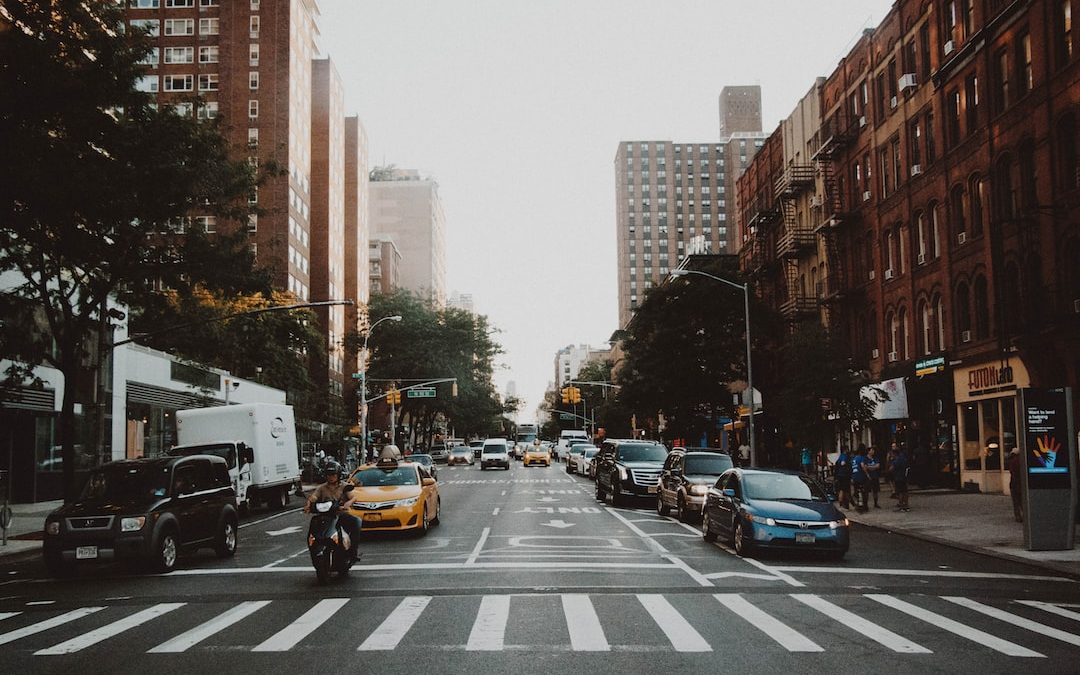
[2,592,1080,657]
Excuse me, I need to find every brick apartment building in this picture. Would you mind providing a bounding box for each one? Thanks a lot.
[737,0,1078,493]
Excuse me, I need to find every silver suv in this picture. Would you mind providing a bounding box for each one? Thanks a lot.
[480,439,511,470]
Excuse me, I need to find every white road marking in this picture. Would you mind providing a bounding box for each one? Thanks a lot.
[943,596,1080,647]
[466,595,510,651]
[466,527,491,565]
[0,612,20,621]
[866,594,1044,657]
[714,594,822,652]
[25,601,55,606]
[170,561,684,575]
[148,601,271,653]
[702,572,784,581]
[540,520,575,529]
[605,507,669,554]
[492,507,500,516]
[775,566,1074,583]
[239,508,304,529]
[718,546,804,587]
[562,594,609,651]
[36,603,184,655]
[638,594,711,652]
[358,596,431,651]
[0,607,106,647]
[1018,600,1080,622]
[266,526,303,536]
[262,547,311,569]
[662,555,713,587]
[792,594,931,653]
[251,598,349,652]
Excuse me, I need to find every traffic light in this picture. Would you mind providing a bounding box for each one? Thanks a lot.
[561,387,571,404]
[570,387,582,404]
[387,389,400,405]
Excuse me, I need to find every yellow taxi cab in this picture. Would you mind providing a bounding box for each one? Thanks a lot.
[346,458,440,534]
[523,444,551,467]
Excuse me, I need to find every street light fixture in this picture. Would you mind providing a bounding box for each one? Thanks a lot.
[359,314,402,463]
[669,268,757,467]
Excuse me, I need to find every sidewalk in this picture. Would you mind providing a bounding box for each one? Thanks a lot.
[846,488,1080,578]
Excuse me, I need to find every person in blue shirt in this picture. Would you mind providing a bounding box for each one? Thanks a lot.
[800,447,813,476]
[850,445,869,512]
[832,447,852,508]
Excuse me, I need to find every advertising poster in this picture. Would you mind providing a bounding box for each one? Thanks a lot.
[1023,388,1071,489]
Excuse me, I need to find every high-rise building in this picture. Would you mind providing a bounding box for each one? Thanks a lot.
[369,170,447,306]
[343,115,371,388]
[368,234,402,296]
[719,85,763,138]
[554,344,607,390]
[448,292,475,313]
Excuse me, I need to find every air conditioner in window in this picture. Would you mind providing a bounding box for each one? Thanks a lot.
[862,190,872,202]
[809,195,823,208]
[910,164,923,177]
[859,115,867,128]
[898,73,918,92]
[944,40,955,55]
[884,268,895,280]
[890,96,898,109]
[957,232,967,245]
[961,330,972,343]
[917,252,927,265]
[868,269,876,281]
[871,348,880,360]
[888,351,899,362]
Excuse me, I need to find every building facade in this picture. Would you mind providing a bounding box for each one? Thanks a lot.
[369,171,448,307]
[368,234,403,296]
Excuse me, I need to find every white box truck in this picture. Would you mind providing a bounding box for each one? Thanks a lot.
[170,403,301,510]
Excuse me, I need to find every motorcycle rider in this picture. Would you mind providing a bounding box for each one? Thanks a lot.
[303,461,360,561]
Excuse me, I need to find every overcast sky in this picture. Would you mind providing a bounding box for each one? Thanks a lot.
[316,0,896,419]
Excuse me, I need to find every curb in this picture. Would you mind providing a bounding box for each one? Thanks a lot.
[849,515,1080,581]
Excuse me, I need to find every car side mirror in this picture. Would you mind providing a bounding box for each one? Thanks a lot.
[722,488,736,498]
[422,477,436,487]
[342,484,354,495]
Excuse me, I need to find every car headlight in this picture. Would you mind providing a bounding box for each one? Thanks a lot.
[689,485,708,496]
[121,516,146,532]
[829,518,850,530]
[395,497,419,508]
[747,513,776,526]
[617,466,628,480]
[45,521,60,536]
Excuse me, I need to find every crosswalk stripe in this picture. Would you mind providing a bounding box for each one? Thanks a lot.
[637,594,711,652]
[35,603,184,655]
[466,595,510,651]
[562,594,609,651]
[148,601,271,653]
[1017,600,1080,622]
[866,594,1043,657]
[791,594,931,654]
[943,596,1080,647]
[0,607,106,647]
[714,593,822,652]
[251,598,348,652]
[0,612,20,622]
[357,596,431,651]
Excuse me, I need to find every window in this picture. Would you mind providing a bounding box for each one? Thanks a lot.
[200,0,219,6]
[135,75,158,93]
[879,149,890,198]
[200,18,220,36]
[166,0,193,6]
[251,0,260,8]
[1059,1,1074,66]
[164,19,194,36]
[962,0,975,39]
[891,137,902,191]
[964,73,978,132]
[164,47,193,64]
[916,211,928,260]
[876,72,887,120]
[888,59,898,104]
[919,22,932,80]
[956,282,972,340]
[993,48,1010,114]
[249,44,260,66]
[248,214,257,233]
[946,88,962,147]
[951,184,966,236]
[249,71,259,90]
[248,128,259,147]
[198,74,218,91]
[969,175,985,235]
[1017,32,1033,96]
[248,100,259,118]
[995,154,1017,219]
[199,46,219,64]
[163,74,193,92]
[138,49,159,67]
[925,111,937,163]
[129,0,159,7]
[173,102,193,117]
[196,215,216,233]
[909,119,922,168]
[898,307,909,360]
[129,19,159,36]
[930,201,942,258]
[250,16,260,38]
[197,101,218,119]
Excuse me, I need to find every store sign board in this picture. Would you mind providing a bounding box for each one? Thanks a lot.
[1019,387,1076,551]
[915,355,946,377]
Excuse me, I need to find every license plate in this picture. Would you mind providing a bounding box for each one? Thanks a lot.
[794,532,815,544]
[75,546,98,560]
[362,513,382,521]
[647,485,658,494]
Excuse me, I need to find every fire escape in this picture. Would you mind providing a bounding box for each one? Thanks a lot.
[774,164,817,322]
[742,195,781,308]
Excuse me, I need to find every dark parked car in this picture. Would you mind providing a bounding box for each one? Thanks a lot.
[701,468,850,559]
[594,440,669,506]
[657,449,734,522]
[43,455,239,576]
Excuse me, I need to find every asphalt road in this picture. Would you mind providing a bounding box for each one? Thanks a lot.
[1,460,1080,674]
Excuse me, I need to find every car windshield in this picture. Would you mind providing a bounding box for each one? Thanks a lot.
[482,445,506,454]
[583,448,598,458]
[352,466,419,487]
[79,463,172,502]
[167,443,237,469]
[743,473,828,501]
[616,444,668,462]
[411,455,433,466]
[684,455,733,475]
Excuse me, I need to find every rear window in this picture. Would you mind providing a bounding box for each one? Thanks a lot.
[684,454,733,475]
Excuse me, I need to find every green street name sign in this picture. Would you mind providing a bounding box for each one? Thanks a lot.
[559,413,574,421]
[407,388,436,398]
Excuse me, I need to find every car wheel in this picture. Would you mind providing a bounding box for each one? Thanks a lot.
[565,462,573,474]
[416,507,429,536]
[431,498,441,526]
[151,529,179,573]
[276,489,289,509]
[214,514,238,558]
[677,495,690,523]
[734,521,752,558]
[702,511,718,542]
[657,494,670,516]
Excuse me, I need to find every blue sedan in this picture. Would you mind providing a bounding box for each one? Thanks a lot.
[701,468,850,559]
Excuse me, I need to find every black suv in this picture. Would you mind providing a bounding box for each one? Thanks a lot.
[43,455,238,576]
[656,449,734,522]
[594,440,669,506]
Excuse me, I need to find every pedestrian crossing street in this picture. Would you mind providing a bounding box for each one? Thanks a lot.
[2,592,1080,657]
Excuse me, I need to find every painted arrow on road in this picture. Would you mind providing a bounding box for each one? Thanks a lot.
[266,526,303,537]
[540,520,574,529]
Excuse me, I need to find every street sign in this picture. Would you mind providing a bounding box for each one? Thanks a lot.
[407,388,436,398]
[351,372,363,379]
[559,413,574,420]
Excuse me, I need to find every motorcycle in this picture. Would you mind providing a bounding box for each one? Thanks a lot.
[307,492,357,584]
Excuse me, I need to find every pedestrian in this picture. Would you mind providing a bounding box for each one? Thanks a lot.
[833,447,852,508]
[892,445,910,511]
[1006,447,1023,522]
[865,446,882,508]
[851,445,869,512]
[800,446,813,476]
[737,441,750,467]
[886,443,899,499]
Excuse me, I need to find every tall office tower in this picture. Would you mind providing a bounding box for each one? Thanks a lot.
[124,0,319,299]
[310,58,346,408]
[369,169,447,307]
[614,141,731,327]
[343,115,370,388]
[719,85,763,138]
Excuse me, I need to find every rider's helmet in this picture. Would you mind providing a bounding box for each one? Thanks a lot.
[323,461,342,477]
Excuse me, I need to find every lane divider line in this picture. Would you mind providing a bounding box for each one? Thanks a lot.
[466,527,491,566]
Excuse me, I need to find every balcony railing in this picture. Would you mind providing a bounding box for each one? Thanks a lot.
[774,165,816,197]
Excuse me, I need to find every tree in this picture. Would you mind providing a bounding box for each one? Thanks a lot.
[0,3,258,500]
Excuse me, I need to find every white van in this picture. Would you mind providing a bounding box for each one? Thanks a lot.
[556,429,589,461]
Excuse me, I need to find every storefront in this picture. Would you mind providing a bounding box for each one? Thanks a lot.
[954,356,1030,494]
[908,355,959,489]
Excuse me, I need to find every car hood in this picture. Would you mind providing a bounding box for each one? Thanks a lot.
[350,485,420,503]
[50,498,163,517]
[686,474,723,485]
[745,499,840,521]
[620,461,664,469]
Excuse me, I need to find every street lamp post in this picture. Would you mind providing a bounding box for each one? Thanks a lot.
[359,314,402,463]
[670,269,757,467]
